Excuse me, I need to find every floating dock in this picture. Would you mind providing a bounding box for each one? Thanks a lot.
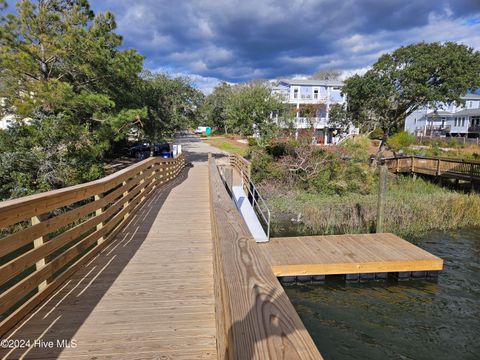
[258,233,443,277]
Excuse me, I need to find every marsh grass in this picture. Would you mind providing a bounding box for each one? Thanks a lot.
[263,176,480,238]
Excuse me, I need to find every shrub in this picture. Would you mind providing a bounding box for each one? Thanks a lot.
[369,128,384,140]
[247,137,258,147]
[341,135,371,162]
[388,131,415,151]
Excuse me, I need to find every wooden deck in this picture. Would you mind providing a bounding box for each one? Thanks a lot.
[0,165,217,359]
[258,233,443,277]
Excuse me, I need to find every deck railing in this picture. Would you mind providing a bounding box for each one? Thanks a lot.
[229,153,251,186]
[382,155,480,181]
[0,155,185,336]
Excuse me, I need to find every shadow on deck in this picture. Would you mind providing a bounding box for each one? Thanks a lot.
[0,168,190,359]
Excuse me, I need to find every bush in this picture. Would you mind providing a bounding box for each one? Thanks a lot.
[369,128,384,140]
[388,131,415,151]
[340,135,371,162]
[247,137,258,147]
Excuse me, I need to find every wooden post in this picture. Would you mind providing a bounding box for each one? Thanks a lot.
[139,170,146,202]
[471,163,475,192]
[123,180,130,220]
[95,194,105,244]
[376,165,388,233]
[31,216,47,291]
[224,167,233,190]
[436,158,441,176]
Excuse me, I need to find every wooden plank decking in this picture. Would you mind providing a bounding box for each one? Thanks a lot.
[0,165,217,359]
[258,233,443,277]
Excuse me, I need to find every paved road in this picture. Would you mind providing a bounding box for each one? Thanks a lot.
[176,135,229,165]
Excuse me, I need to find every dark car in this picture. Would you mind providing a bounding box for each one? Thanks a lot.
[127,142,150,160]
[128,141,173,160]
[153,142,173,158]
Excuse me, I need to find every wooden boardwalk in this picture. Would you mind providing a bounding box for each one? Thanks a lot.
[0,145,447,360]
[0,165,217,359]
[258,233,443,277]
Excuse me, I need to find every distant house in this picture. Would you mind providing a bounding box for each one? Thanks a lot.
[404,94,480,138]
[271,79,358,144]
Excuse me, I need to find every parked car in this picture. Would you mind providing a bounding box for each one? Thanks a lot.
[127,141,173,159]
[127,142,150,160]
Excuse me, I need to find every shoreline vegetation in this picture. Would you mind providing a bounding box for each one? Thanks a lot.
[262,176,480,239]
[224,134,480,239]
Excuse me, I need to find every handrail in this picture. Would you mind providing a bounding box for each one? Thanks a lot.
[0,154,185,336]
[208,155,321,359]
[229,153,251,186]
[228,153,271,240]
[240,170,271,241]
[382,155,480,180]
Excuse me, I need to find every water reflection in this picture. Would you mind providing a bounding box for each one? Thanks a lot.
[284,228,480,360]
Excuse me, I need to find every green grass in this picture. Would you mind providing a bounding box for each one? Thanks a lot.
[204,137,248,156]
[262,176,480,238]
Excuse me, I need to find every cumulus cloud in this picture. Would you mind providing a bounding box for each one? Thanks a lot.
[91,0,480,91]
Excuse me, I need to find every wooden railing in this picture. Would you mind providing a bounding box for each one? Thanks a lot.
[0,155,185,336]
[208,155,321,359]
[229,153,251,185]
[383,155,480,181]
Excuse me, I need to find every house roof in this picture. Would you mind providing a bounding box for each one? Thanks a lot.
[454,108,480,117]
[426,111,452,117]
[278,78,344,87]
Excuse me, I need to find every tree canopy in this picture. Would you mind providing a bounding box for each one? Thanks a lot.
[339,42,480,141]
[0,0,202,200]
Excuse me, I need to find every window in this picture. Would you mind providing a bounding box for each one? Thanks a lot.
[293,88,298,99]
[462,117,465,126]
[313,89,319,99]
[454,117,457,126]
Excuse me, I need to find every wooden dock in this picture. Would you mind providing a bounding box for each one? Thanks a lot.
[258,233,443,277]
[0,143,445,360]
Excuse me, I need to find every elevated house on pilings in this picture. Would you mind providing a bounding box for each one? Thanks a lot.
[404,94,480,139]
[270,79,359,145]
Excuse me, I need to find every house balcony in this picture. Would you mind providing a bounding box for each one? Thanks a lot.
[417,125,451,137]
[468,125,480,133]
[276,117,330,129]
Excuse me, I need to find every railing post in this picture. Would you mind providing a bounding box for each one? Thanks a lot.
[376,165,388,233]
[436,159,441,176]
[94,194,105,244]
[31,216,47,291]
[123,180,130,219]
[139,169,146,202]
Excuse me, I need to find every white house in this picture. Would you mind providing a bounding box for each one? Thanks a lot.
[404,94,480,138]
[271,79,358,144]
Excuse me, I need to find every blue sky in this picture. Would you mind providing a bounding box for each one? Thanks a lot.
[9,1,480,93]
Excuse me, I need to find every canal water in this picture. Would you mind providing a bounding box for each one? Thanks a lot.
[284,228,480,360]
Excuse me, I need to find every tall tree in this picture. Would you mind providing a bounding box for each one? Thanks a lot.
[224,83,282,141]
[0,0,146,199]
[0,0,144,125]
[310,69,341,81]
[142,72,203,140]
[340,42,480,149]
[199,81,232,133]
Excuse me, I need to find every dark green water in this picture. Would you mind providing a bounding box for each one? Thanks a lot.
[284,228,480,360]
